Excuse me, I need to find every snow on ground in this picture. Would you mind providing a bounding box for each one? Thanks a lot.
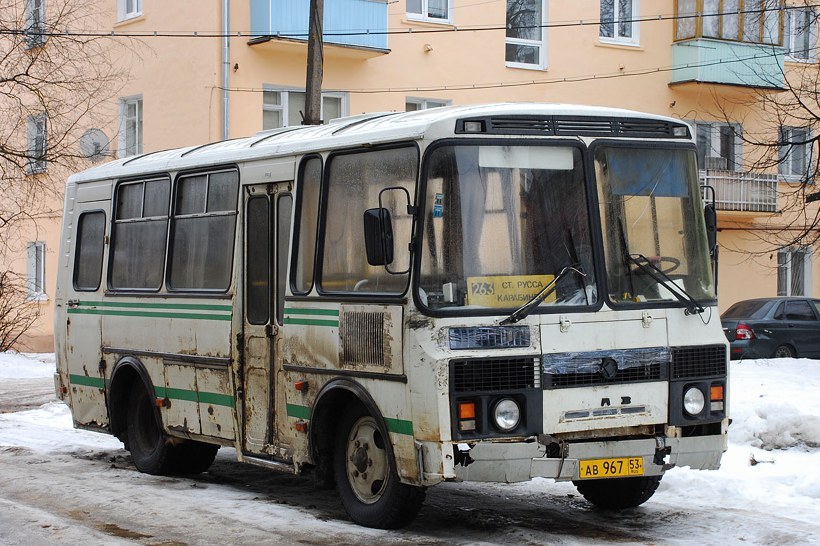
[1,352,820,544]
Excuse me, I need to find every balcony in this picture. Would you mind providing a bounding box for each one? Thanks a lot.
[671,39,785,89]
[249,0,388,54]
[700,169,779,213]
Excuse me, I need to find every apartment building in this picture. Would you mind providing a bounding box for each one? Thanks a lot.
[7,0,819,349]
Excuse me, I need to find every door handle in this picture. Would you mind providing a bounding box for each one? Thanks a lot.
[67,299,80,308]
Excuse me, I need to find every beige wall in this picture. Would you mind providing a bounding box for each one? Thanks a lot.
[9,0,820,349]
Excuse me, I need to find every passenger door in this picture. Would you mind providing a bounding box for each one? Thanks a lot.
[783,299,820,357]
[62,183,112,427]
[242,183,292,454]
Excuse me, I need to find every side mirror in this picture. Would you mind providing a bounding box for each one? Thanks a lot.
[704,203,717,255]
[363,208,394,266]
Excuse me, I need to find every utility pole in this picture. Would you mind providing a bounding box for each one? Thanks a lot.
[304,0,324,125]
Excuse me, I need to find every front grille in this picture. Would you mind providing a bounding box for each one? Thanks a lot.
[489,116,552,134]
[547,363,663,388]
[451,357,539,393]
[554,118,614,136]
[340,311,385,366]
[671,345,727,379]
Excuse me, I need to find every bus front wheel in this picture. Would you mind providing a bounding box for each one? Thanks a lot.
[573,475,662,509]
[126,385,174,475]
[334,406,424,529]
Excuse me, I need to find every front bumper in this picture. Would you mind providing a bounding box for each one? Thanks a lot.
[451,432,727,483]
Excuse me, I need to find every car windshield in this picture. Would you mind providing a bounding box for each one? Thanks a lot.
[595,145,715,308]
[722,300,771,319]
[417,144,596,312]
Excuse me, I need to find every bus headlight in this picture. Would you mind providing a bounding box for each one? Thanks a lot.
[683,386,706,416]
[492,398,521,432]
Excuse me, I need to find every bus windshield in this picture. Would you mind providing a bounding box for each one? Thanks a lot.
[595,145,715,307]
[418,143,597,312]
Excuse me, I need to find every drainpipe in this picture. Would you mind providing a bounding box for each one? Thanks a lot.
[221,0,230,140]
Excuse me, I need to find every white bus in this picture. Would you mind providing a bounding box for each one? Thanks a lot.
[55,103,728,529]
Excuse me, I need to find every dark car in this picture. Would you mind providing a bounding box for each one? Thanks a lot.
[721,297,820,360]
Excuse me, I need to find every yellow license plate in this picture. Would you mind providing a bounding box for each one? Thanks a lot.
[578,457,644,479]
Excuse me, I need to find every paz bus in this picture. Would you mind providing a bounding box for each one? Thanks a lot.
[54,103,728,529]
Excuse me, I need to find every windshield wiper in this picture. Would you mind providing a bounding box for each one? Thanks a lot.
[626,253,705,315]
[500,265,586,325]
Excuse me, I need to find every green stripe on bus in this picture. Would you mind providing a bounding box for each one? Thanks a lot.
[80,301,232,312]
[286,403,311,420]
[154,386,235,407]
[283,317,339,328]
[384,417,414,436]
[283,307,339,317]
[67,308,231,321]
[69,374,105,389]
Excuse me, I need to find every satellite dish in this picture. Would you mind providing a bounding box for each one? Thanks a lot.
[80,129,110,162]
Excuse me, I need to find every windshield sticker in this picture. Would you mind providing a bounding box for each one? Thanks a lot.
[466,275,555,308]
[433,193,444,218]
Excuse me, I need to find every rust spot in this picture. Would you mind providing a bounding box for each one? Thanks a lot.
[207,406,214,416]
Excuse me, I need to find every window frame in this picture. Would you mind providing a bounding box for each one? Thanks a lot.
[26,112,47,175]
[166,167,240,293]
[505,0,548,71]
[778,125,813,182]
[405,97,452,111]
[25,0,47,48]
[118,0,142,22]
[784,6,818,62]
[406,0,452,24]
[777,246,812,297]
[118,95,143,158]
[72,210,107,292]
[599,0,641,46]
[262,87,348,129]
[26,241,47,300]
[290,155,323,296]
[674,0,783,45]
[695,121,743,171]
[108,176,171,292]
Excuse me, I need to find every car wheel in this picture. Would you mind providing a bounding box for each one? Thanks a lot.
[334,406,425,529]
[126,385,174,475]
[773,344,796,358]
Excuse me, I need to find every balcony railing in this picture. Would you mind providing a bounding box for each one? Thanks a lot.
[250,0,388,51]
[671,39,785,89]
[700,169,779,213]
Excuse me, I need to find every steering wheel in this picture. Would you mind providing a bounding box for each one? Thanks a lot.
[642,255,680,274]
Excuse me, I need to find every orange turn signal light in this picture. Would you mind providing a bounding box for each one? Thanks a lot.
[710,385,724,401]
[458,402,476,420]
[294,380,309,392]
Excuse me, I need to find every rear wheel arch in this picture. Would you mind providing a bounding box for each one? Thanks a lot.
[108,356,158,443]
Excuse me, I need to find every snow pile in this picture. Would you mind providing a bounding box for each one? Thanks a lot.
[0,351,55,379]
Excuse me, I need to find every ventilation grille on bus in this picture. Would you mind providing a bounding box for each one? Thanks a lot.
[544,363,664,389]
[340,311,385,366]
[458,116,689,139]
[671,345,727,379]
[451,357,540,393]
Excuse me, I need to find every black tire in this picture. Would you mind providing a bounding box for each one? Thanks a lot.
[334,406,425,529]
[573,475,662,510]
[171,441,219,474]
[126,385,174,475]
[773,344,796,358]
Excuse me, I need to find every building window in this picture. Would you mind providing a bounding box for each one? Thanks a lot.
[600,0,639,44]
[784,6,818,61]
[405,98,450,111]
[675,0,781,45]
[118,96,143,158]
[25,0,46,48]
[778,247,811,296]
[26,113,47,174]
[26,241,46,299]
[779,126,812,181]
[407,0,450,23]
[118,0,142,21]
[506,0,546,69]
[262,89,347,129]
[695,122,742,171]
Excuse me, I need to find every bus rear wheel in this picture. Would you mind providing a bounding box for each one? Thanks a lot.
[334,407,425,529]
[171,441,219,474]
[126,385,174,475]
[573,475,662,509]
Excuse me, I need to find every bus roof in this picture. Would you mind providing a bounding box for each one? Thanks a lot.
[68,103,690,185]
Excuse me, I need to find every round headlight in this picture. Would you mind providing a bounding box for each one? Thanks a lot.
[493,398,521,432]
[683,386,706,416]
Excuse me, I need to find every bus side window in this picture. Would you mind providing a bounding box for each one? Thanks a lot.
[246,196,270,325]
[291,157,321,295]
[169,169,239,291]
[73,211,106,291]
